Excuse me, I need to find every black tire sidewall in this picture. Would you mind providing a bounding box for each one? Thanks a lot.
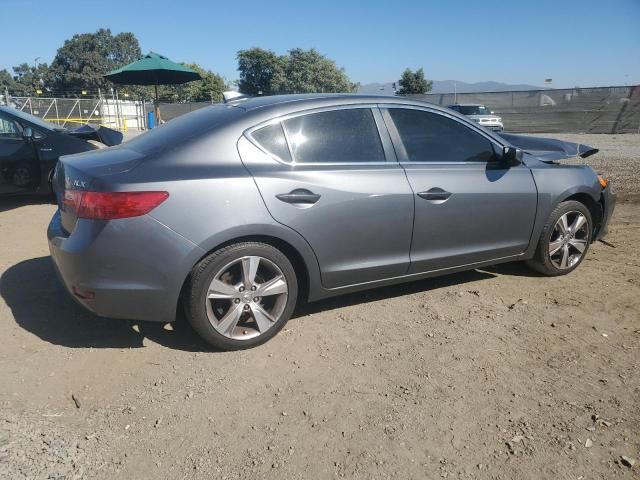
[534,200,593,276]
[188,242,298,350]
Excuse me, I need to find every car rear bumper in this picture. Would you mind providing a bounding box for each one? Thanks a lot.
[595,185,616,241]
[47,209,204,323]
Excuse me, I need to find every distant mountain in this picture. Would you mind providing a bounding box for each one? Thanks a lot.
[358,80,545,95]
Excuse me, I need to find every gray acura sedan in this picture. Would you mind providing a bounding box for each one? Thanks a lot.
[48,94,615,350]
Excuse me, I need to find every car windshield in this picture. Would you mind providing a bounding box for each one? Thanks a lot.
[1,106,58,131]
[457,105,492,116]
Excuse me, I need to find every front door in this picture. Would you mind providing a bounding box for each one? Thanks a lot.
[0,112,40,194]
[239,107,414,289]
[381,106,538,273]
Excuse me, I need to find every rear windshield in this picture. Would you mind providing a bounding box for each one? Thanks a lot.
[456,105,492,116]
[124,104,244,155]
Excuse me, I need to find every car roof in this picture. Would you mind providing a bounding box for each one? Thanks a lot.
[229,93,443,112]
[448,103,486,107]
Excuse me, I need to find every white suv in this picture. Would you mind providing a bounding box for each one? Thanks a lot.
[448,104,504,132]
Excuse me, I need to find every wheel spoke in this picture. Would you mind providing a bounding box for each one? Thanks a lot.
[205,254,288,341]
[560,244,570,268]
[207,279,238,299]
[217,303,243,335]
[549,239,563,256]
[250,303,275,332]
[569,238,587,253]
[242,256,260,287]
[570,214,587,234]
[558,214,569,235]
[257,275,287,297]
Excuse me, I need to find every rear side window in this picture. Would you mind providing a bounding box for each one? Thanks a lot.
[387,108,496,163]
[251,122,292,162]
[283,108,385,164]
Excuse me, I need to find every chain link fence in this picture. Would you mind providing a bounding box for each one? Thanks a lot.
[7,85,637,134]
[410,85,640,134]
[0,92,146,131]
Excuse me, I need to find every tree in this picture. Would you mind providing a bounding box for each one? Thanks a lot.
[8,63,51,95]
[0,69,15,93]
[48,28,142,93]
[237,48,357,95]
[181,63,227,102]
[281,48,358,94]
[237,48,285,96]
[398,68,432,95]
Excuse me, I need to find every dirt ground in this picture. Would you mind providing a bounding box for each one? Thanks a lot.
[1,139,639,479]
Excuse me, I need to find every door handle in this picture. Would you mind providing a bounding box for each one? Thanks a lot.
[39,148,53,152]
[417,188,452,201]
[276,189,321,205]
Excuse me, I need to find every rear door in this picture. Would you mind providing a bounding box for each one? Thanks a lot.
[238,106,414,289]
[0,112,39,194]
[381,106,537,273]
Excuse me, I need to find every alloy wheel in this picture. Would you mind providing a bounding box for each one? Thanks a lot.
[548,211,589,269]
[205,256,288,340]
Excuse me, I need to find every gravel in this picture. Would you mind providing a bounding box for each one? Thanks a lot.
[535,133,640,201]
[0,136,638,479]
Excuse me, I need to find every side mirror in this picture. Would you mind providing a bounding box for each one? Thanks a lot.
[502,146,523,165]
[22,127,33,139]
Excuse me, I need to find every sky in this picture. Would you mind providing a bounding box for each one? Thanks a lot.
[1,0,639,88]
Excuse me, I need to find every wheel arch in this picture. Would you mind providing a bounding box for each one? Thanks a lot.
[176,225,322,319]
[560,191,603,240]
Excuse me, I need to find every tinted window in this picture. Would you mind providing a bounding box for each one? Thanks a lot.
[387,108,495,163]
[283,109,385,163]
[251,122,292,162]
[0,114,20,138]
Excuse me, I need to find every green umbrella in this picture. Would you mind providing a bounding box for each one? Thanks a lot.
[104,52,201,122]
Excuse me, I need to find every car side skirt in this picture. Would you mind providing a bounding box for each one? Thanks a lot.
[307,252,527,302]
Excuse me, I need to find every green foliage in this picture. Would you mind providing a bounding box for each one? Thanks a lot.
[237,48,285,95]
[0,68,16,93]
[181,63,227,102]
[48,28,142,93]
[398,68,432,95]
[237,48,357,95]
[282,48,358,93]
[6,63,51,95]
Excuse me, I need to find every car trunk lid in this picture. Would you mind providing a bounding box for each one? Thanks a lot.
[53,147,146,233]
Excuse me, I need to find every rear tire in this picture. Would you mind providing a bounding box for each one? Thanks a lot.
[526,200,592,276]
[187,242,298,350]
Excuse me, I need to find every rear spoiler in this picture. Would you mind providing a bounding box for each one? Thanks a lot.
[222,91,251,103]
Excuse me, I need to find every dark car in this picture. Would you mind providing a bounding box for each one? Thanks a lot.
[0,106,122,195]
[47,94,615,350]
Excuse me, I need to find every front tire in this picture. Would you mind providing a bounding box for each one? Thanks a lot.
[526,200,592,276]
[187,242,298,350]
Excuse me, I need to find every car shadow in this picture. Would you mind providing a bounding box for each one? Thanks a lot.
[1,256,534,352]
[0,194,55,213]
[294,269,497,317]
[0,256,212,352]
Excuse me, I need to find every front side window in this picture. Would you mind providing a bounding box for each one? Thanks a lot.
[0,115,21,139]
[386,108,496,163]
[283,108,385,164]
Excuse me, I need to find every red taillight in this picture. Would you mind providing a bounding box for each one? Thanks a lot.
[63,190,169,220]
